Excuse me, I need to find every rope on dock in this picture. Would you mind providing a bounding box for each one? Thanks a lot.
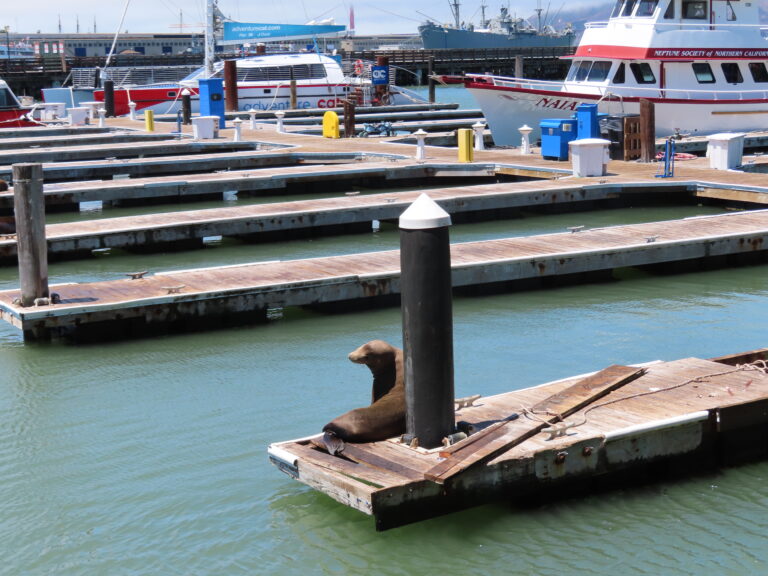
[522,360,768,431]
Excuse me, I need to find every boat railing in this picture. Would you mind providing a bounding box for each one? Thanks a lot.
[586,20,768,33]
[467,73,768,101]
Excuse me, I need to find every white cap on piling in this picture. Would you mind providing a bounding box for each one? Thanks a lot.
[399,193,451,230]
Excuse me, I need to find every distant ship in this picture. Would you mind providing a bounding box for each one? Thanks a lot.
[419,1,576,50]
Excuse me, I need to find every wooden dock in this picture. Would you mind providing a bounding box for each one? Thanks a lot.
[0,161,544,213]
[268,349,768,530]
[0,139,261,165]
[2,208,768,340]
[0,179,676,263]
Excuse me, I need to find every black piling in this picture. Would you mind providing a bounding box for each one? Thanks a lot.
[182,90,192,125]
[13,163,49,307]
[103,80,115,117]
[399,194,455,449]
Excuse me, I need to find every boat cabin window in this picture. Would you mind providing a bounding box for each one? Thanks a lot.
[749,62,768,83]
[231,63,327,83]
[613,63,626,84]
[587,61,613,81]
[663,0,675,18]
[611,0,624,17]
[692,63,716,83]
[682,0,707,19]
[575,61,592,81]
[721,63,743,84]
[726,0,736,20]
[629,62,656,84]
[636,0,659,16]
[0,88,18,109]
[621,0,638,16]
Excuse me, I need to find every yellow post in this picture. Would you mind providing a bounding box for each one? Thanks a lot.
[145,110,155,132]
[322,111,340,139]
[457,128,473,162]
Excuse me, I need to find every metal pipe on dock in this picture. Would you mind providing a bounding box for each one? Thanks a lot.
[399,194,455,449]
[13,163,48,308]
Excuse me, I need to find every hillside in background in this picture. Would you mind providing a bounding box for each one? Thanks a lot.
[530,0,768,32]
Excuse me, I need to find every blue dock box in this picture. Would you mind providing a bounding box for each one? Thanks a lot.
[198,78,226,129]
[576,103,600,139]
[540,118,576,160]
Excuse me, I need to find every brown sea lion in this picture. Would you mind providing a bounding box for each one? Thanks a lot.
[321,340,405,454]
[0,180,7,192]
[0,216,14,235]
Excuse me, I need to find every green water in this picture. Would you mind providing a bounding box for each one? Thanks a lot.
[2,199,768,575]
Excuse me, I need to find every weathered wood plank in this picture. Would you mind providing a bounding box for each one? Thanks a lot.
[424,365,645,483]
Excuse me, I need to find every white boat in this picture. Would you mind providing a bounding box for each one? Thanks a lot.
[92,52,427,116]
[0,41,36,59]
[466,0,768,145]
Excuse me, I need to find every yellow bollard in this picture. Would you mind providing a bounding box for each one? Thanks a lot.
[145,109,155,132]
[322,111,340,139]
[457,128,473,162]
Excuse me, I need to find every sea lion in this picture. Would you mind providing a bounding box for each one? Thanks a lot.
[321,340,406,454]
[0,216,14,235]
[0,180,7,192]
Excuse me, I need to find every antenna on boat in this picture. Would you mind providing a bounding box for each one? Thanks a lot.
[104,0,131,71]
[205,0,216,78]
[449,0,461,28]
[536,0,543,32]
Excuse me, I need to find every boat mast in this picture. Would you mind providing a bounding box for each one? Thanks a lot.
[480,2,488,28]
[205,0,216,78]
[449,0,461,28]
[535,0,543,33]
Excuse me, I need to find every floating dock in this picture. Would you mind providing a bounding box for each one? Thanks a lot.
[3,208,768,339]
[269,349,768,530]
[0,178,671,263]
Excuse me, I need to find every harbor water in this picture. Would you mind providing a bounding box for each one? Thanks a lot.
[2,187,768,571]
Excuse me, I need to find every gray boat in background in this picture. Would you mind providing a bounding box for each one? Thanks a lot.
[419,1,577,50]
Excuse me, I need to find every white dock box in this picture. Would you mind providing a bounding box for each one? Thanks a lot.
[569,138,611,177]
[192,116,220,140]
[707,132,745,170]
[67,107,90,126]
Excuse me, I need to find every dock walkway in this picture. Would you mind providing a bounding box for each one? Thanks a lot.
[2,208,768,338]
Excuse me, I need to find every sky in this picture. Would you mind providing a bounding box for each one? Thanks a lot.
[1,0,597,36]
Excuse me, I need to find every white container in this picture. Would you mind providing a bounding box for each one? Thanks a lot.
[707,132,745,170]
[67,107,90,126]
[569,138,611,177]
[192,116,220,140]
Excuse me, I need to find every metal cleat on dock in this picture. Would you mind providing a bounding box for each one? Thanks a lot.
[645,235,660,243]
[568,226,585,233]
[163,285,186,294]
[542,421,577,440]
[455,394,481,410]
[126,271,148,280]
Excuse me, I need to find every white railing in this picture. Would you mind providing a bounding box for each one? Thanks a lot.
[586,20,768,32]
[466,73,768,101]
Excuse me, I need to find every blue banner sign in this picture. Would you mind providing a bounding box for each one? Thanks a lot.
[371,65,389,85]
[222,22,346,44]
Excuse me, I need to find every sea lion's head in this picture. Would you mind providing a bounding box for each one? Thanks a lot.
[348,339,397,373]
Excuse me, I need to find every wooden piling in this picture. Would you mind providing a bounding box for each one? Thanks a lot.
[343,99,356,138]
[224,60,238,112]
[290,67,297,110]
[640,99,656,163]
[13,163,49,307]
[515,55,524,78]
[399,194,455,448]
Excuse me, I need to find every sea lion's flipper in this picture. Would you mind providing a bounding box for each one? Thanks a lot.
[321,431,345,455]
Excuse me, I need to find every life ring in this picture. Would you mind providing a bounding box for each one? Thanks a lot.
[353,59,364,75]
